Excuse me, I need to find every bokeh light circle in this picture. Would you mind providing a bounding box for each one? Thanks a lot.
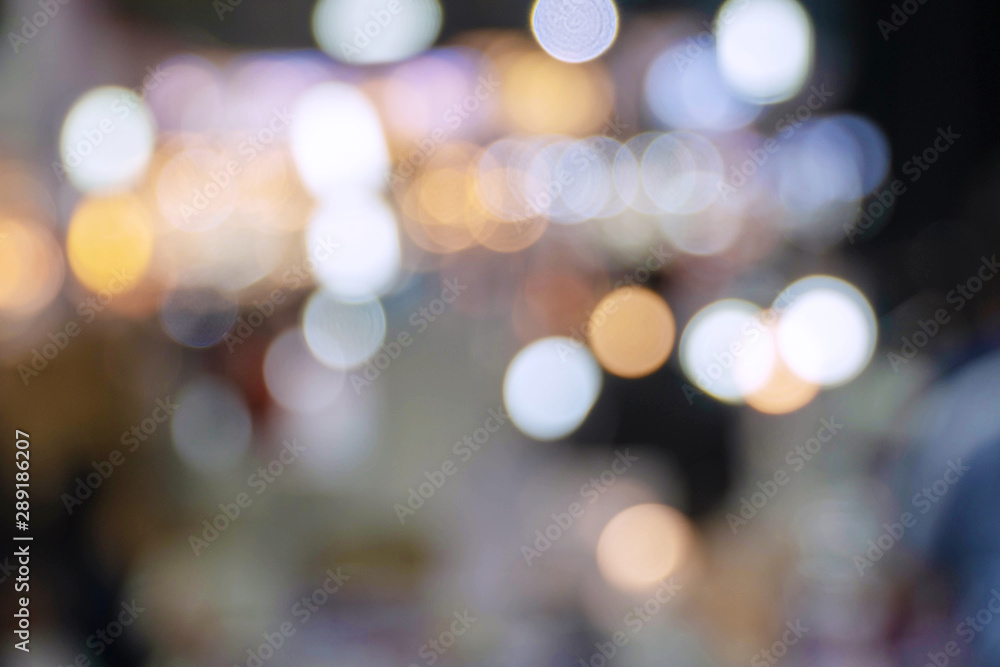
[679,298,762,404]
[312,0,443,65]
[775,276,877,387]
[264,328,346,413]
[60,86,156,192]
[171,376,252,473]
[66,194,153,294]
[589,287,675,378]
[531,0,619,63]
[503,336,602,441]
[715,0,814,103]
[303,290,387,369]
[596,503,692,592]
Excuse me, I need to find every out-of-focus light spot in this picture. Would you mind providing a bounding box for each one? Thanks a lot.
[778,120,865,212]
[531,0,618,63]
[715,0,814,104]
[501,51,612,135]
[144,56,224,133]
[0,218,63,317]
[155,146,240,232]
[776,275,877,387]
[60,86,156,192]
[645,43,759,132]
[613,132,662,215]
[171,376,252,473]
[525,138,617,224]
[503,336,602,441]
[659,204,743,256]
[290,83,389,197]
[744,354,819,414]
[827,115,891,195]
[679,299,761,403]
[312,0,442,65]
[306,194,401,300]
[264,328,346,413]
[159,287,239,348]
[374,49,487,146]
[303,290,387,369]
[730,313,777,396]
[642,132,722,214]
[67,194,153,294]
[596,503,692,592]
[589,287,675,378]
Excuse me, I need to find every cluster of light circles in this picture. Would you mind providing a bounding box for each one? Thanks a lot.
[504,287,677,441]
[678,276,877,413]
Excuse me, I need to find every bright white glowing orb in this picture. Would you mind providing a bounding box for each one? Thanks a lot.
[60,86,156,193]
[679,299,763,403]
[290,82,389,196]
[303,290,387,369]
[531,0,619,63]
[776,276,877,387]
[312,0,443,65]
[715,0,814,104]
[504,336,602,441]
[306,194,401,301]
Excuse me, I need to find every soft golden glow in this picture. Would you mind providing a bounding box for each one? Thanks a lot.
[67,194,153,294]
[0,217,64,316]
[589,287,675,378]
[500,51,613,135]
[745,356,819,414]
[596,503,692,592]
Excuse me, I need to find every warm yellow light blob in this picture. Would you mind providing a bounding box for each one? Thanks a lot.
[67,194,153,294]
[744,356,819,414]
[588,287,675,378]
[501,52,612,135]
[596,503,692,592]
[0,218,63,316]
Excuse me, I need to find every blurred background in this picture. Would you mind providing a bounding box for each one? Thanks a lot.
[2,0,1000,664]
